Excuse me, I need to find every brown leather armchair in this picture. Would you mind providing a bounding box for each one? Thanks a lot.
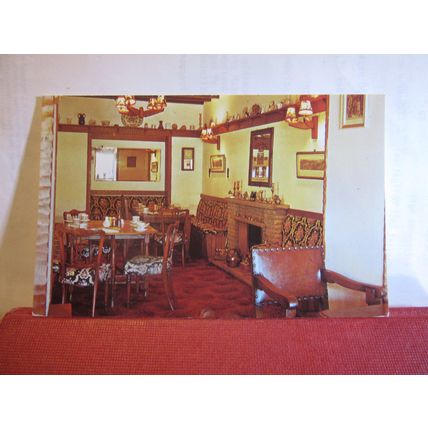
[251,246,386,318]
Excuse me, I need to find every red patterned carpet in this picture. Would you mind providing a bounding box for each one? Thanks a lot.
[52,259,256,319]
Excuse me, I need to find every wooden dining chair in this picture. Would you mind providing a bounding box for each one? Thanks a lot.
[120,195,131,220]
[154,208,190,267]
[56,225,112,317]
[124,222,179,310]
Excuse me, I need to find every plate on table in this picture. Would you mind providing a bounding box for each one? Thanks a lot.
[134,222,149,231]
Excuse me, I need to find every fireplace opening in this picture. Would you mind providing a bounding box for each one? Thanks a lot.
[248,224,263,250]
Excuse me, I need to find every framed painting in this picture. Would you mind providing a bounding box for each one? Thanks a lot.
[210,154,226,173]
[181,147,195,171]
[340,94,366,128]
[296,151,325,180]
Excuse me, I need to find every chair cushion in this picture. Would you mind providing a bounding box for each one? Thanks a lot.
[62,263,111,287]
[191,219,226,235]
[124,256,172,277]
[154,231,183,245]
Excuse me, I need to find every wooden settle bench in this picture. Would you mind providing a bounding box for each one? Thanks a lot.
[190,194,228,259]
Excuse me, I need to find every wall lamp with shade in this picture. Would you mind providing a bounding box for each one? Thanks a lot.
[201,122,221,149]
[285,97,318,139]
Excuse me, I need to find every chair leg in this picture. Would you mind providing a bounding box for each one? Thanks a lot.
[142,278,148,298]
[61,283,66,304]
[163,271,176,311]
[92,280,98,318]
[104,280,109,309]
[126,274,131,308]
[181,244,185,268]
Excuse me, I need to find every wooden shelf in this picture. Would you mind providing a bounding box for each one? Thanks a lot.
[58,124,201,139]
[209,258,253,287]
[58,96,327,140]
[212,96,327,135]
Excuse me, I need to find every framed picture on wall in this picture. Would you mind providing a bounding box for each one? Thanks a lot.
[296,151,325,180]
[340,94,366,128]
[210,154,226,173]
[181,147,194,171]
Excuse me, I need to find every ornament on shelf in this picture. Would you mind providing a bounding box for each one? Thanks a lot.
[77,113,86,125]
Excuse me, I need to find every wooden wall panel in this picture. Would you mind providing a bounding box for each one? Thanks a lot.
[32,96,57,316]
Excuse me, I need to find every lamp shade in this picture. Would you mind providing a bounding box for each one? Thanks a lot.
[286,107,297,122]
[299,100,313,116]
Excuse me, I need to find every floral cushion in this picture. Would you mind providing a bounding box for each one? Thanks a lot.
[124,256,172,277]
[154,231,184,245]
[62,263,111,287]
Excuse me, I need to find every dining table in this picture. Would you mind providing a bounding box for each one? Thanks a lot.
[66,219,158,308]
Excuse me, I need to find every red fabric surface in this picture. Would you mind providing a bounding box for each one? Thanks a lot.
[1,307,428,374]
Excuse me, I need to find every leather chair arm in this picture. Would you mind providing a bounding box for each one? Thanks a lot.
[253,274,298,316]
[321,269,386,305]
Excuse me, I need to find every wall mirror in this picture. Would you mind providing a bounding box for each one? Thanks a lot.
[248,127,274,187]
[95,147,161,182]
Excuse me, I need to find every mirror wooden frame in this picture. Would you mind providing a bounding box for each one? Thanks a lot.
[248,127,274,188]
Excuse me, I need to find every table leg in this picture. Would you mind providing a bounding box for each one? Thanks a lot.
[111,237,117,308]
[145,234,150,255]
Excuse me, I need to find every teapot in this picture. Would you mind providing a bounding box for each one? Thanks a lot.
[78,113,86,125]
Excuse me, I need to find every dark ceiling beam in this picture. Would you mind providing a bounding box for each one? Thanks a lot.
[78,95,219,105]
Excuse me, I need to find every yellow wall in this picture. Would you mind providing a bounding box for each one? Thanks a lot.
[202,99,325,213]
[55,132,87,222]
[171,138,203,214]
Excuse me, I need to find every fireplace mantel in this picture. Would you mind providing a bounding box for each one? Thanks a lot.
[225,197,289,211]
[225,197,290,255]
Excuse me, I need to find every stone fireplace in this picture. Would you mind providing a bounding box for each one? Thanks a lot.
[226,198,290,256]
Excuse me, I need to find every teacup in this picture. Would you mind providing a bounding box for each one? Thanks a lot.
[132,215,140,223]
[143,207,149,214]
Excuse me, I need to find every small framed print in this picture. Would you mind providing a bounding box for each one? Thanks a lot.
[209,154,226,173]
[340,94,366,128]
[296,151,325,180]
[181,147,194,171]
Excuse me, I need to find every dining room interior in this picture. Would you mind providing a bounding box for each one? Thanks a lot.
[45,93,386,319]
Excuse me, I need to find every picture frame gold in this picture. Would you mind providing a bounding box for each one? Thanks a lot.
[210,154,226,173]
[296,151,325,180]
[340,94,366,128]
